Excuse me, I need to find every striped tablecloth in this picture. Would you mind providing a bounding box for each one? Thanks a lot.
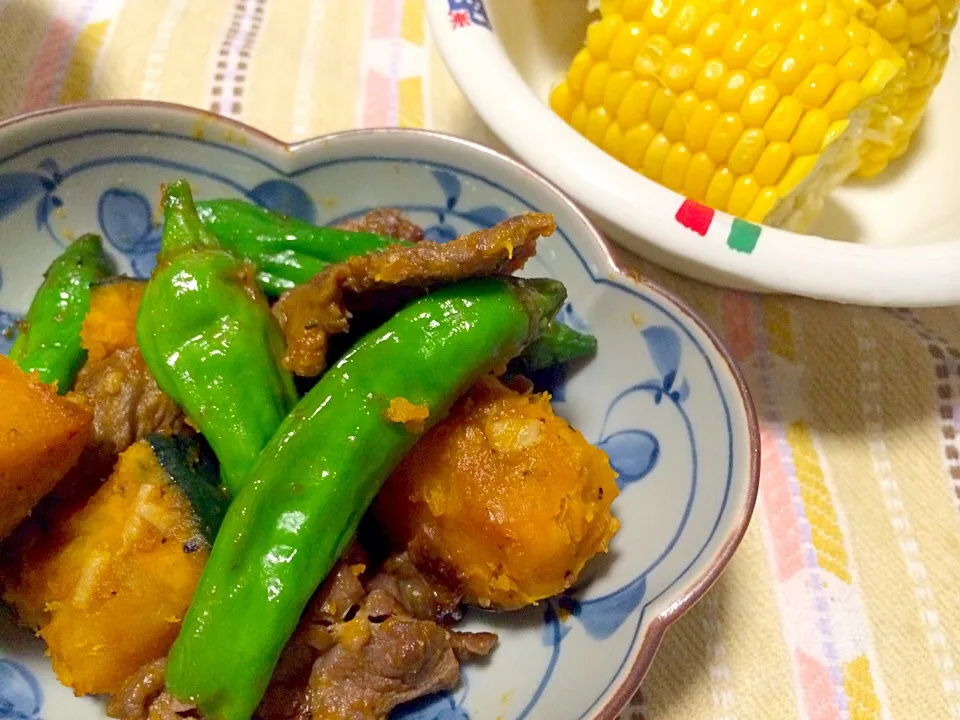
[1,2,959,718]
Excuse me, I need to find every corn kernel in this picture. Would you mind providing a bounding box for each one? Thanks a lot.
[664,45,706,91]
[636,35,675,76]
[742,79,781,125]
[568,49,595,92]
[676,89,702,123]
[902,0,933,11]
[764,8,802,42]
[706,166,736,207]
[718,69,754,110]
[836,45,873,80]
[603,70,637,115]
[747,188,781,221]
[741,0,782,29]
[685,151,717,199]
[823,79,865,118]
[769,46,814,93]
[645,0,682,33]
[623,122,658,167]
[585,106,613,145]
[695,57,729,94]
[707,112,746,161]
[603,122,626,157]
[550,82,578,120]
[668,0,710,43]
[610,23,650,68]
[698,13,737,54]
[617,80,659,128]
[793,20,821,47]
[793,63,840,106]
[723,27,765,68]
[649,88,677,128]
[754,140,793,184]
[907,3,942,43]
[570,102,589,134]
[686,99,722,150]
[662,143,693,188]
[728,174,762,215]
[811,26,849,64]
[822,118,849,149]
[791,108,830,153]
[763,95,805,139]
[796,0,827,21]
[644,132,674,176]
[588,15,627,58]
[728,128,768,172]
[584,62,614,107]
[862,57,904,94]
[748,40,786,73]
[874,2,909,40]
[777,154,818,194]
[619,0,649,21]
[664,108,688,140]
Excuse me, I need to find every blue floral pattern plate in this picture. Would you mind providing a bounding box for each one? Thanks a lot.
[0,102,759,720]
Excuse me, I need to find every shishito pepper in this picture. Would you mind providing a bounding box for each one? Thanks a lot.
[165,275,567,720]
[195,199,403,295]
[197,198,597,368]
[136,181,298,495]
[9,235,113,392]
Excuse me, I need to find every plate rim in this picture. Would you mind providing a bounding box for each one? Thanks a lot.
[424,0,960,308]
[0,99,761,720]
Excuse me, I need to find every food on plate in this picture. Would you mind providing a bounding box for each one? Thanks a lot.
[137,181,298,494]
[80,278,146,365]
[165,275,566,720]
[853,0,957,176]
[0,179,616,720]
[10,233,113,391]
[197,199,596,373]
[376,375,620,609]
[0,356,91,539]
[272,212,556,377]
[2,438,224,695]
[554,0,953,229]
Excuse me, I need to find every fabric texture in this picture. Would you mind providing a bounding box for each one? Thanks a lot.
[1,1,959,718]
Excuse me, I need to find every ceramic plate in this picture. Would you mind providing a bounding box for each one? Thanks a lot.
[428,0,960,307]
[0,101,759,720]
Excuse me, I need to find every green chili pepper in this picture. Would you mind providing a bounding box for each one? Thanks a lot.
[513,319,598,371]
[196,198,597,368]
[195,199,398,295]
[136,181,298,496]
[165,275,566,720]
[9,234,113,392]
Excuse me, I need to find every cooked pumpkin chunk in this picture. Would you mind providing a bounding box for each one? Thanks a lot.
[80,279,146,365]
[375,375,620,610]
[3,441,209,696]
[0,355,91,540]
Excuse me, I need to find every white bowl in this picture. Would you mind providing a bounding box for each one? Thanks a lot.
[0,101,759,720]
[427,0,960,307]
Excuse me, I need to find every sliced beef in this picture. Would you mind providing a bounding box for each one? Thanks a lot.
[303,616,459,720]
[335,209,424,243]
[273,213,556,377]
[109,549,496,720]
[71,346,188,476]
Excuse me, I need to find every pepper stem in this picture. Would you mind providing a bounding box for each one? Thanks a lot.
[159,180,222,261]
[507,277,567,343]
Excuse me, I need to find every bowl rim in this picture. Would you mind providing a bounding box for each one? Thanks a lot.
[0,98,762,720]
[424,0,960,308]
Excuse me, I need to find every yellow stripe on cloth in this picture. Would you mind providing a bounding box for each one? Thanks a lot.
[845,656,883,720]
[58,20,110,104]
[787,420,852,583]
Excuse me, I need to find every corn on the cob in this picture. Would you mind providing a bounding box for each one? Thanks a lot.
[850,0,957,177]
[552,0,906,229]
